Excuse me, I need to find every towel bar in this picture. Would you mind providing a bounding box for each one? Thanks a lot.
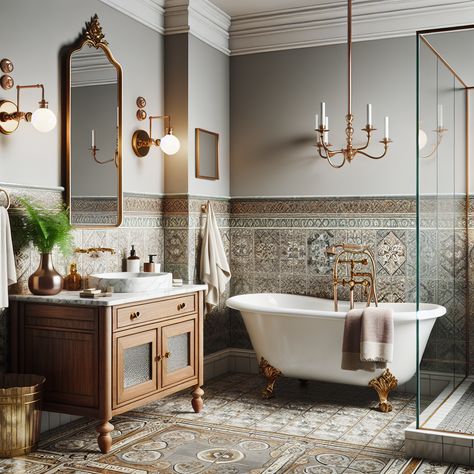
[0,188,10,210]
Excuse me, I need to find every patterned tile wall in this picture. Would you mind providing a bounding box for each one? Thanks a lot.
[0,188,471,377]
[0,186,164,372]
[163,196,231,355]
[229,196,469,375]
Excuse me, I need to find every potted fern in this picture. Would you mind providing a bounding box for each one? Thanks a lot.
[18,198,73,295]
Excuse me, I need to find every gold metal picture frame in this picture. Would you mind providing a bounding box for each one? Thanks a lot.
[195,128,219,180]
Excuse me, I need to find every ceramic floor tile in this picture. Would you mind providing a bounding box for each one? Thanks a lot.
[5,373,468,473]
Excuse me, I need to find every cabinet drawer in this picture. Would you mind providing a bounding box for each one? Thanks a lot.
[116,294,196,329]
[24,304,97,331]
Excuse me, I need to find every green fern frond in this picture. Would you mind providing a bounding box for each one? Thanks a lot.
[17,197,73,256]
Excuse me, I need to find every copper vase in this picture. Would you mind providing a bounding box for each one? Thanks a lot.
[28,253,63,296]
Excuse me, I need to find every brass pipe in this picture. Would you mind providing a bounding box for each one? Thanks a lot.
[347,0,352,116]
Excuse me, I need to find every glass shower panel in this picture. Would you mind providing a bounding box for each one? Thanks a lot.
[416,29,469,429]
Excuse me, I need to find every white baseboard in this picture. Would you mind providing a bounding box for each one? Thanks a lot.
[39,348,462,433]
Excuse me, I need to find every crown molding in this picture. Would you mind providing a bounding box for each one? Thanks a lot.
[99,0,166,34]
[230,0,474,55]
[71,51,118,87]
[99,0,474,56]
[165,0,231,55]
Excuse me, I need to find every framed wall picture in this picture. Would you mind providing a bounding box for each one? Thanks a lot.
[195,128,219,180]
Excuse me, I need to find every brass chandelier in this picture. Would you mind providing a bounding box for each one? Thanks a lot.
[315,0,392,168]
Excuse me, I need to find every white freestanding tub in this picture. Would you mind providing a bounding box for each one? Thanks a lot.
[226,293,446,387]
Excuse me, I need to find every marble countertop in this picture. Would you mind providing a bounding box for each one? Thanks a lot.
[9,284,207,307]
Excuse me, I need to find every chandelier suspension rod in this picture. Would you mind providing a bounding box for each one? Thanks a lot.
[347,0,352,116]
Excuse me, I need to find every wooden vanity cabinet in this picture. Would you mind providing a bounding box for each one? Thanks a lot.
[10,290,205,454]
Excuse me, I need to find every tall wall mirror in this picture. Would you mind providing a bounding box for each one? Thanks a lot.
[65,15,122,227]
[195,128,219,180]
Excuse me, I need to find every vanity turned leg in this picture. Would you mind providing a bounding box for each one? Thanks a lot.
[192,385,204,413]
[259,357,282,399]
[369,369,398,413]
[96,420,114,454]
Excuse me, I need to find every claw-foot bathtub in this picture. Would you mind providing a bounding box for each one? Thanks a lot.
[226,293,446,411]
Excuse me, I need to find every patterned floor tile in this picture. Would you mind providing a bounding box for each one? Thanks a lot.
[3,373,470,474]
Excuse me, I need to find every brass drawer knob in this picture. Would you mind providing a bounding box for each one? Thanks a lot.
[155,355,163,362]
[130,311,141,319]
[164,351,171,359]
[177,302,186,310]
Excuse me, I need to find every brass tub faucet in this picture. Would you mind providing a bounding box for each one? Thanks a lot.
[325,243,378,311]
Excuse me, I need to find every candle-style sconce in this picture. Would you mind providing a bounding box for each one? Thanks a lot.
[89,128,119,167]
[89,107,119,167]
[419,105,447,159]
[132,96,180,157]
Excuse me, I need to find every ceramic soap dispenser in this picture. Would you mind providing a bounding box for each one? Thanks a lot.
[126,245,141,272]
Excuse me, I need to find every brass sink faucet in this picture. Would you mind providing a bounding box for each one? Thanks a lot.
[74,247,116,258]
[325,243,378,311]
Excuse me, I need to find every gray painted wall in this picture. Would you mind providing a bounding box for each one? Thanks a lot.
[188,36,230,197]
[164,34,189,194]
[164,34,230,197]
[230,36,417,197]
[0,0,164,195]
[71,84,118,197]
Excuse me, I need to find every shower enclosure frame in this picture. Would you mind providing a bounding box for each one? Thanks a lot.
[416,24,473,431]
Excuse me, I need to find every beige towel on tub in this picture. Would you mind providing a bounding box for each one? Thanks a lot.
[0,207,17,308]
[200,202,231,314]
[341,307,394,371]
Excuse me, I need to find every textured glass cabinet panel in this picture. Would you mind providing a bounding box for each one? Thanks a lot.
[124,342,152,388]
[167,333,190,373]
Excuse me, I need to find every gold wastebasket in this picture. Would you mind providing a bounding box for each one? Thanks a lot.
[0,374,45,458]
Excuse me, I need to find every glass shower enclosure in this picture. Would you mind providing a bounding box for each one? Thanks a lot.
[416,26,473,431]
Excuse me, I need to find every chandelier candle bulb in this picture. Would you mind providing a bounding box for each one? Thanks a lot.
[438,104,443,129]
[324,116,329,144]
[91,129,95,147]
[384,117,389,139]
[315,114,319,130]
[367,104,372,127]
[321,102,325,121]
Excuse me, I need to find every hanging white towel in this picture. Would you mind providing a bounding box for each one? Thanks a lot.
[0,207,17,308]
[200,202,231,314]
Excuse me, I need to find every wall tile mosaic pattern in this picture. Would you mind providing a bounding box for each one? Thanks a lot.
[1,188,471,378]
[229,196,470,377]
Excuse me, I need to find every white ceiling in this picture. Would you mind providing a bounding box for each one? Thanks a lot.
[210,0,376,18]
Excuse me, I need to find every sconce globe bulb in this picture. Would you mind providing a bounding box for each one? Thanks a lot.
[418,128,428,150]
[31,107,57,133]
[160,133,180,155]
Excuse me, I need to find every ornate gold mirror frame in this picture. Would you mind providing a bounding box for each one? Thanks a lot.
[65,14,123,228]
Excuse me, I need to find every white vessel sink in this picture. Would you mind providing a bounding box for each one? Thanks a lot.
[89,272,173,293]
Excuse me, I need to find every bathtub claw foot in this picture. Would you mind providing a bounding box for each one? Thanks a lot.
[369,369,398,413]
[259,357,282,399]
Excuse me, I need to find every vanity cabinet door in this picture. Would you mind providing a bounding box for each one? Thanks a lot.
[115,329,158,405]
[160,316,197,389]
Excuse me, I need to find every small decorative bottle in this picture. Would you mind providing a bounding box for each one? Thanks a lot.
[64,263,82,291]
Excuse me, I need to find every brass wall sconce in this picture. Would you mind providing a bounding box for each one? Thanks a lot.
[132,96,180,157]
[89,106,119,167]
[90,128,119,167]
[419,106,447,159]
[0,82,57,135]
